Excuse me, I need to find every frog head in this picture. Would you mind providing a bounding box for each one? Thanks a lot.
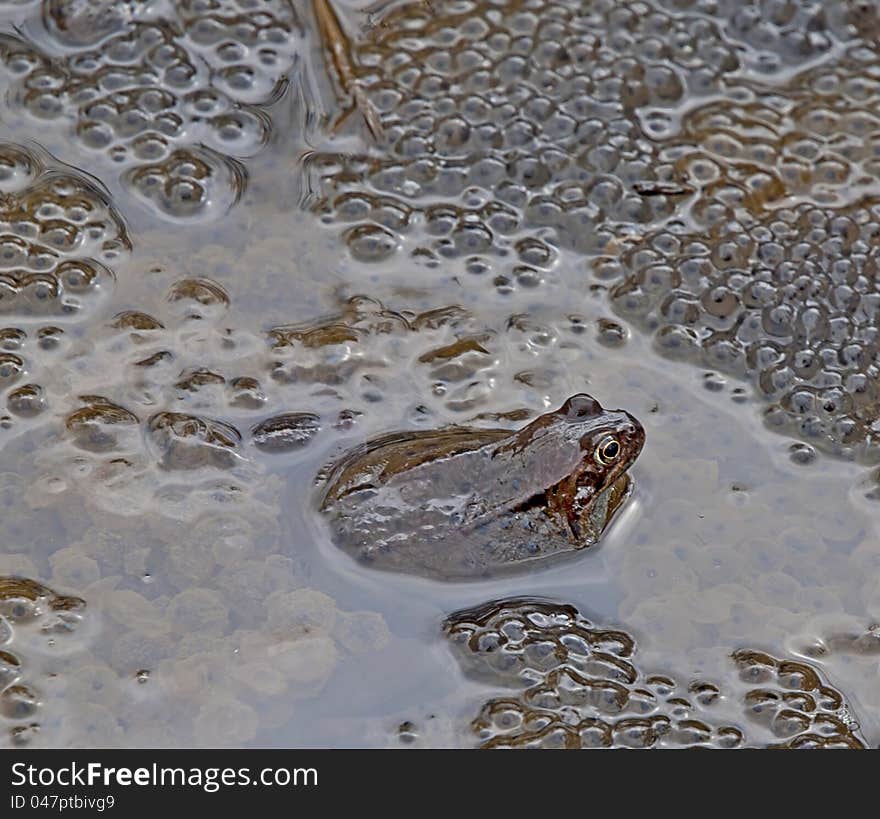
[546,393,645,541]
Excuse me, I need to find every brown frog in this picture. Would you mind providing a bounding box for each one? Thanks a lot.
[319,394,645,580]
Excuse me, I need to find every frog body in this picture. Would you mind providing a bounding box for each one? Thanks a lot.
[319,394,644,580]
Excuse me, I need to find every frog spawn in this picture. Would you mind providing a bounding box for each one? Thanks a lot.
[652,0,858,76]
[304,0,880,284]
[0,143,127,316]
[0,0,303,221]
[0,3,869,462]
[36,284,388,523]
[40,275,266,521]
[56,292,390,473]
[299,0,880,468]
[6,567,391,747]
[605,198,880,461]
[264,295,632,419]
[576,43,880,463]
[637,50,880,232]
[304,0,762,290]
[0,0,877,749]
[150,587,391,747]
[266,295,508,414]
[43,284,277,523]
[56,396,281,522]
[0,546,394,747]
[0,577,88,747]
[445,599,865,749]
[0,143,129,439]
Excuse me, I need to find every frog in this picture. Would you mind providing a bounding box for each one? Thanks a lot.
[318,394,645,580]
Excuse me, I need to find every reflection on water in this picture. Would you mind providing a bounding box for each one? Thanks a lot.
[1,0,880,747]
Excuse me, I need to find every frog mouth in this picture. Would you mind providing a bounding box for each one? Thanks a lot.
[578,472,632,542]
[546,464,634,543]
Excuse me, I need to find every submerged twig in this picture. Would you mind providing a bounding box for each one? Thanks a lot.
[313,0,384,141]
[364,0,436,33]
[632,181,694,197]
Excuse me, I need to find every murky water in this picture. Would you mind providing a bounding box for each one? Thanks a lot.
[2,0,880,748]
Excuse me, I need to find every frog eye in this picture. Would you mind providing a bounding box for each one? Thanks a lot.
[595,436,621,465]
[563,394,602,419]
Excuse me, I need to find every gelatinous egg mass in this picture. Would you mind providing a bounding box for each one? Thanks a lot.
[0,0,303,221]
[446,599,864,749]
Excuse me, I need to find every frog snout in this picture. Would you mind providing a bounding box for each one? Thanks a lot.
[622,417,646,452]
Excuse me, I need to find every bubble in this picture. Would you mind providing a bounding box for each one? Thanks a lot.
[66,397,139,452]
[0,577,89,745]
[267,589,338,639]
[227,376,266,409]
[344,224,399,262]
[193,697,258,746]
[5,383,44,417]
[146,412,242,470]
[1,684,39,720]
[251,412,320,453]
[112,312,163,334]
[175,369,226,396]
[332,610,391,654]
[167,588,229,636]
[166,277,229,320]
[123,149,246,222]
[0,143,39,193]
[596,317,628,347]
[788,442,817,465]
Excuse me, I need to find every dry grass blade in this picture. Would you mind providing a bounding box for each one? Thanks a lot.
[313,0,384,140]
